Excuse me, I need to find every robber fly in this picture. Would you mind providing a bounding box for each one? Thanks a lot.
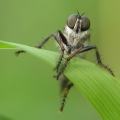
[15,11,114,113]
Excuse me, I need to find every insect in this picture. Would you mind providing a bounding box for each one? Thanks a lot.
[15,11,114,113]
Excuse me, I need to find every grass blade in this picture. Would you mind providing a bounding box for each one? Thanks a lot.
[0,40,120,119]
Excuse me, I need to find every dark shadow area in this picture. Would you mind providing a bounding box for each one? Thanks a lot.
[0,115,13,120]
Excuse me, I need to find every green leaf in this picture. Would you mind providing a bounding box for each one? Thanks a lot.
[0,40,120,120]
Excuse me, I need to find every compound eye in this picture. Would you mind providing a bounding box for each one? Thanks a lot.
[81,16,90,31]
[67,14,77,29]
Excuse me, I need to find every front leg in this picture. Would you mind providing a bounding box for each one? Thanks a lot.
[54,30,68,72]
[54,45,84,80]
[14,30,68,73]
[14,33,57,56]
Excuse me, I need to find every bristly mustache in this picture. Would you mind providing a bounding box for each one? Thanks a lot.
[70,30,81,40]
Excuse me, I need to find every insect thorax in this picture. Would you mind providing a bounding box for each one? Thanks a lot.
[63,25,90,55]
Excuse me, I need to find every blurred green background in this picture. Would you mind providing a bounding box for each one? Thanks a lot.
[0,0,120,120]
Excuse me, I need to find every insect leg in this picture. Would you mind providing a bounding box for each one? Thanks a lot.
[54,30,68,72]
[14,50,26,56]
[14,30,67,72]
[36,34,58,48]
[14,34,57,56]
[36,30,67,72]
[59,82,74,113]
[54,45,84,80]
[80,45,114,76]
